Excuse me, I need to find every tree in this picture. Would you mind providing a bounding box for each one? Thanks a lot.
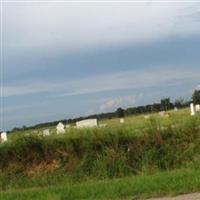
[160,98,173,111]
[192,90,200,104]
[116,107,125,118]
[174,97,185,108]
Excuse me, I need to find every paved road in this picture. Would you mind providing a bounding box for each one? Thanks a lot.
[148,193,200,200]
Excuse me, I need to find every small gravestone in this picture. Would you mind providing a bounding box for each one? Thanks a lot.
[43,129,50,136]
[174,107,178,112]
[190,103,195,116]
[195,104,200,112]
[159,111,169,118]
[120,118,125,123]
[32,130,38,134]
[76,119,98,128]
[56,122,65,134]
[65,124,70,129]
[1,132,7,143]
[144,115,150,119]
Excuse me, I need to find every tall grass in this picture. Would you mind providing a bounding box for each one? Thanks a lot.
[1,111,200,191]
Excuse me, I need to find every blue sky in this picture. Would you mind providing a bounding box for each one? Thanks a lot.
[1,1,200,130]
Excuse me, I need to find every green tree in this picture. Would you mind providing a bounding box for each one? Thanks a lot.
[174,97,185,108]
[192,90,200,104]
[160,98,172,111]
[116,107,125,118]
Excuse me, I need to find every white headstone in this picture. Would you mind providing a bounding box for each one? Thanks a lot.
[76,119,98,128]
[33,130,38,134]
[43,129,50,136]
[1,132,7,143]
[159,111,169,118]
[159,111,166,117]
[195,104,200,112]
[120,118,125,123]
[65,124,71,129]
[144,115,150,119]
[190,103,195,116]
[56,122,65,134]
[174,107,178,112]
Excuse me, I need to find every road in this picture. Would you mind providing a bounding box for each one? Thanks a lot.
[148,193,200,200]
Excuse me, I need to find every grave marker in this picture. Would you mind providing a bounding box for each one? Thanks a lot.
[76,119,98,128]
[1,132,7,143]
[190,103,195,116]
[43,129,50,136]
[56,122,65,134]
[144,115,150,119]
[174,107,178,112]
[65,124,71,129]
[195,104,200,112]
[159,111,169,118]
[120,118,125,123]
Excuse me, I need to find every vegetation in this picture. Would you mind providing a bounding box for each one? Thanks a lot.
[1,108,200,199]
[1,169,200,200]
[10,96,192,133]
[192,90,200,105]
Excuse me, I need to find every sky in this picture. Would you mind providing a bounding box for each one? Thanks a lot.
[1,1,200,130]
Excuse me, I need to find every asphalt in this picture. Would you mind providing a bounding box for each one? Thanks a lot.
[148,193,200,200]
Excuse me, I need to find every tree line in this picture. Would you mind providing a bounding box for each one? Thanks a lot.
[11,90,200,132]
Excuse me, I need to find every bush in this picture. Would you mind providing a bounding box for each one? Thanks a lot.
[1,114,200,189]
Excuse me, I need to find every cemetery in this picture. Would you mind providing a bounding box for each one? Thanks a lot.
[2,2,200,199]
[1,105,200,199]
[1,92,200,200]
[1,102,200,143]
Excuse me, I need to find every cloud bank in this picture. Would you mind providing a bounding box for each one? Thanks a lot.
[5,2,200,54]
[2,66,200,97]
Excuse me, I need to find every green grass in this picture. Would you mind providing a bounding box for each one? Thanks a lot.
[1,108,200,199]
[1,169,200,200]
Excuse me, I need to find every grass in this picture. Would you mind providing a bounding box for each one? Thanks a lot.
[1,168,200,200]
[1,108,200,199]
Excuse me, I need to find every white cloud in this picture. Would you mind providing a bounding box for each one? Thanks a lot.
[196,85,200,90]
[99,95,141,112]
[2,86,37,97]
[2,66,200,97]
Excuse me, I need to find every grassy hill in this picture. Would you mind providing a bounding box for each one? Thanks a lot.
[1,108,200,199]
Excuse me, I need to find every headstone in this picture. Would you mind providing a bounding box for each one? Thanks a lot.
[190,103,195,116]
[65,124,71,129]
[174,107,178,112]
[76,119,98,128]
[33,130,38,134]
[1,132,7,143]
[144,115,150,119]
[56,122,65,134]
[195,104,200,112]
[43,129,50,136]
[159,111,169,118]
[120,118,125,123]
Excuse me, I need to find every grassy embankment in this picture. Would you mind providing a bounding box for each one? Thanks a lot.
[1,108,200,199]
